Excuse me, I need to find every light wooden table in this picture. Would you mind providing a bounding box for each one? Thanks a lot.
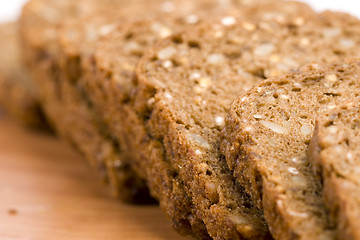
[0,116,192,240]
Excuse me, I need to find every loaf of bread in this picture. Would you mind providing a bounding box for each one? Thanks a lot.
[18,0,360,239]
[134,2,360,240]
[56,2,225,238]
[132,3,360,239]
[21,0,267,238]
[87,2,315,239]
[82,3,268,239]
[0,22,47,129]
[20,0,156,203]
[309,104,360,240]
[23,0,291,238]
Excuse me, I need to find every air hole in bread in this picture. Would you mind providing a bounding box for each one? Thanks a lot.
[170,170,179,178]
[150,55,158,62]
[211,90,218,96]
[225,51,242,59]
[188,40,200,49]
[172,35,183,44]
[323,92,341,97]
[291,87,301,92]
[278,81,289,86]
[325,121,335,127]
[176,119,185,125]
[332,50,343,56]
[125,32,133,39]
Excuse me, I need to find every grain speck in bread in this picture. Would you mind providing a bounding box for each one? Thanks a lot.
[309,105,360,240]
[222,59,360,239]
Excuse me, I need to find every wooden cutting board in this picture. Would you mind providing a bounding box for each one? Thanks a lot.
[0,116,192,240]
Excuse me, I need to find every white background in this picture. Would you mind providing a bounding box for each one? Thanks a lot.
[0,0,360,22]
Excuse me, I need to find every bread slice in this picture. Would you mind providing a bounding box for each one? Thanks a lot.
[20,0,154,203]
[60,1,268,238]
[222,59,360,239]
[58,4,214,239]
[0,22,47,129]
[87,2,315,239]
[81,5,267,240]
[309,105,360,240]
[131,2,336,240]
[81,19,211,239]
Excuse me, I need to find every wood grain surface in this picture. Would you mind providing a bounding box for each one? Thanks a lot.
[0,115,192,240]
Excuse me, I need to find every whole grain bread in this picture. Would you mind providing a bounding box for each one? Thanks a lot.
[81,17,211,238]
[131,2,329,240]
[20,0,155,203]
[309,105,360,240]
[86,2,321,239]
[82,4,256,240]
[129,4,360,240]
[222,59,360,239]
[21,0,251,237]
[0,22,47,129]
[57,3,214,238]
[59,0,285,238]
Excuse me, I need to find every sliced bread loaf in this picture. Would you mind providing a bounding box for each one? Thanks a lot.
[132,2,343,240]
[60,0,268,237]
[133,4,360,240]
[309,105,360,240]
[0,22,47,129]
[21,0,247,237]
[20,0,154,203]
[86,2,315,239]
[82,3,254,239]
[222,59,360,239]
[82,18,211,238]
[58,3,216,238]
